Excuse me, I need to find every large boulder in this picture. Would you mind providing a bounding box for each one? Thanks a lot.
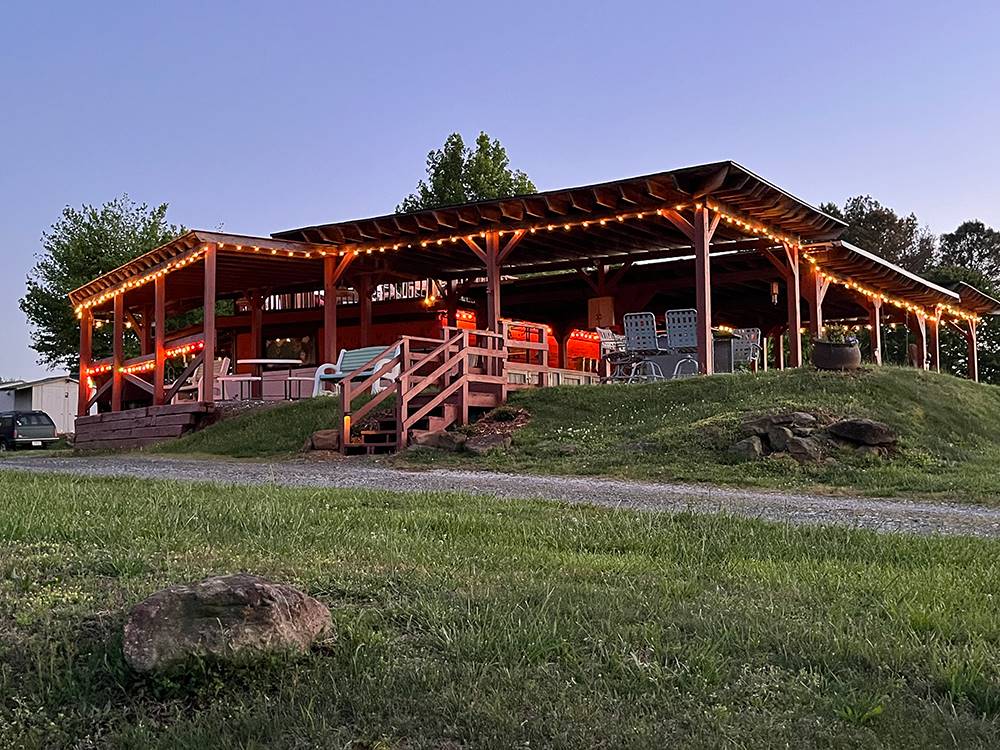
[766,424,794,452]
[309,429,341,451]
[729,435,764,461]
[786,436,823,463]
[827,418,896,446]
[465,433,512,456]
[742,412,817,436]
[123,574,331,673]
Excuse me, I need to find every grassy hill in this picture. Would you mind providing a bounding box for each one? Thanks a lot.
[406,367,1000,502]
[3,470,1000,747]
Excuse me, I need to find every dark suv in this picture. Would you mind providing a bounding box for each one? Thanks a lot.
[0,411,58,452]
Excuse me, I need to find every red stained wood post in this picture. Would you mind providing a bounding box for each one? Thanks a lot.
[909,314,927,369]
[784,243,803,367]
[111,294,125,412]
[249,293,263,361]
[153,275,166,405]
[202,244,217,402]
[693,206,714,375]
[774,328,785,370]
[966,320,979,382]
[927,316,941,372]
[323,257,338,362]
[445,280,458,328]
[485,230,502,332]
[803,263,828,340]
[358,276,373,346]
[868,300,883,365]
[77,307,93,416]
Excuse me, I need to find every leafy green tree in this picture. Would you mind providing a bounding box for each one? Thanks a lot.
[924,265,1000,383]
[939,220,1000,285]
[820,196,936,273]
[20,196,182,374]
[398,132,535,212]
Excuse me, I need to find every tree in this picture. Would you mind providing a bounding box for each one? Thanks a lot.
[820,196,937,273]
[939,220,1000,285]
[398,132,535,212]
[20,196,182,374]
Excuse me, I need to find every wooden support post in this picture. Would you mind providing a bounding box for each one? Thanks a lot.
[967,320,979,382]
[803,263,829,340]
[445,280,458,328]
[908,314,927,369]
[485,230,502,332]
[774,328,785,370]
[139,305,153,355]
[111,294,124,412]
[927,316,941,372]
[202,244,217,402]
[77,308,92,416]
[358,276,373,346]
[249,293,263,361]
[761,335,769,372]
[153,275,166,405]
[693,205,714,375]
[868,300,883,366]
[323,258,339,363]
[784,244,802,367]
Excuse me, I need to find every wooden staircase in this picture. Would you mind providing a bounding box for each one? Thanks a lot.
[338,328,507,455]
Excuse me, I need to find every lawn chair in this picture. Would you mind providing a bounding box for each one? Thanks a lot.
[312,345,401,397]
[597,326,631,381]
[664,309,700,378]
[622,312,666,382]
[732,328,763,371]
[172,357,231,402]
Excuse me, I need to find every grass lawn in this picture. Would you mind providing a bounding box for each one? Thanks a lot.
[404,367,1000,502]
[3,471,1000,748]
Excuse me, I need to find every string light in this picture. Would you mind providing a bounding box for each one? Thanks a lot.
[802,252,979,324]
[84,340,205,377]
[75,203,804,310]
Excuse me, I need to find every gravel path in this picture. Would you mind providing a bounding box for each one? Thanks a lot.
[2,453,998,539]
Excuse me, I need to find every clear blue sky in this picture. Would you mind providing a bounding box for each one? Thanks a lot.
[3,1,998,378]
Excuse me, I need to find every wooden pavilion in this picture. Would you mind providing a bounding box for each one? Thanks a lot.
[68,161,998,451]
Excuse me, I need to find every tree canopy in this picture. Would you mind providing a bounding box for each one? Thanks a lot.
[397,132,535,212]
[938,220,1000,286]
[820,196,936,273]
[20,196,182,374]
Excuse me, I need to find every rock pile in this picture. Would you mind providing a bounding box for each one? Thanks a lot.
[730,413,896,463]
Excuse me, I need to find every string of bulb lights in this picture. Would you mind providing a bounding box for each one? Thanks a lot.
[84,340,205,378]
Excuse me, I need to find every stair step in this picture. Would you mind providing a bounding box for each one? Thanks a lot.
[361,429,396,436]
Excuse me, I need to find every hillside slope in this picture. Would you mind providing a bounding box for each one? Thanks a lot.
[406,368,1000,501]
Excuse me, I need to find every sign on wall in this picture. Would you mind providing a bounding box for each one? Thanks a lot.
[588,296,615,328]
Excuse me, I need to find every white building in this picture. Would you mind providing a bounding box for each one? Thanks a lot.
[0,376,79,434]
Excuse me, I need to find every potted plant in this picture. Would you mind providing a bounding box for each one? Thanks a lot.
[811,324,862,371]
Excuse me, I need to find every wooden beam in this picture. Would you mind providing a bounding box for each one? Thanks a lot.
[123,373,154,394]
[869,300,883,366]
[111,293,124,412]
[967,320,979,382]
[153,275,166,405]
[202,244,217,403]
[497,229,527,264]
[927,316,940,372]
[485,230,502,332]
[462,235,487,264]
[77,308,92,416]
[358,275,373,346]
[164,351,204,404]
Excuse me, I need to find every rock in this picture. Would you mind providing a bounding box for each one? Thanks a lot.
[742,412,817,436]
[827,418,896,446]
[791,426,815,437]
[309,429,341,451]
[123,574,331,673]
[729,436,764,461]
[465,433,512,456]
[786,436,823,463]
[411,429,467,452]
[766,425,794,452]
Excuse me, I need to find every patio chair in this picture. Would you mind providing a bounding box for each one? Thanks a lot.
[597,326,631,381]
[312,344,401,397]
[622,312,666,382]
[172,357,231,403]
[732,328,763,371]
[664,309,700,378]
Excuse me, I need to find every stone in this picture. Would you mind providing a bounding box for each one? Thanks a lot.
[465,433,512,455]
[309,429,341,451]
[856,444,886,458]
[411,429,467,452]
[123,574,331,673]
[787,412,818,426]
[827,418,896,446]
[729,436,764,461]
[786,436,823,463]
[791,426,815,437]
[766,425,794,452]
[742,412,816,436]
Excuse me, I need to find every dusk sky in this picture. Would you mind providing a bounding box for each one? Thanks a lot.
[2,1,998,379]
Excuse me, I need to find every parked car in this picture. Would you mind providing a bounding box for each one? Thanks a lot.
[0,410,59,451]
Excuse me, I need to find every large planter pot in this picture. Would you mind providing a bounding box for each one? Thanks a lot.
[812,340,862,371]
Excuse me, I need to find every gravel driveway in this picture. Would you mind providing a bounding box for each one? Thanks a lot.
[2,453,999,539]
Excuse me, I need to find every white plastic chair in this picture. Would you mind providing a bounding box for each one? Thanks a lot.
[173,357,230,402]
